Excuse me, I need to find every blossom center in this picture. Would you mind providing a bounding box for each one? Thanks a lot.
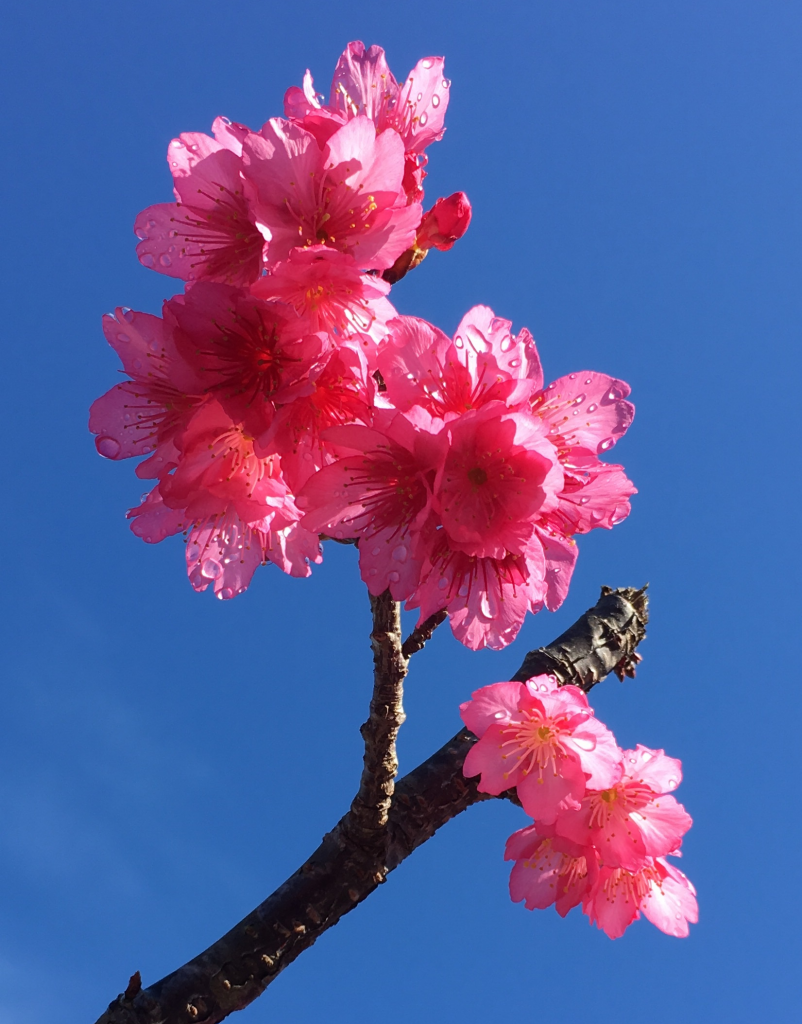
[467,466,488,488]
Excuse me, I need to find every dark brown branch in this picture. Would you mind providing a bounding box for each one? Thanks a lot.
[345,591,408,849]
[401,609,448,658]
[94,585,648,1024]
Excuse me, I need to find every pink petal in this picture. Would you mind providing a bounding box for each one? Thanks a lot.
[460,681,525,737]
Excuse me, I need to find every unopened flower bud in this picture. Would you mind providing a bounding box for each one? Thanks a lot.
[416,192,472,251]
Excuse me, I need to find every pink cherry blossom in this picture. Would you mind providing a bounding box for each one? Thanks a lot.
[377,306,542,419]
[461,676,622,822]
[135,118,264,287]
[242,115,421,270]
[416,192,472,251]
[284,41,450,201]
[89,306,205,478]
[505,825,598,917]
[583,857,698,939]
[163,282,330,439]
[127,400,322,596]
[255,346,375,491]
[554,745,692,870]
[298,409,442,600]
[250,245,397,350]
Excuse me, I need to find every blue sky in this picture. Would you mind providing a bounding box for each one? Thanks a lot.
[2,1,800,1021]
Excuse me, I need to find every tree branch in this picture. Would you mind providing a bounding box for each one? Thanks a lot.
[401,609,448,658]
[344,591,408,849]
[94,585,648,1024]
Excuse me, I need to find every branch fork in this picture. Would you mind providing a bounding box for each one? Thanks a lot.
[95,585,648,1024]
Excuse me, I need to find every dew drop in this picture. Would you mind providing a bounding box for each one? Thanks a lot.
[369,568,378,577]
[159,253,173,267]
[140,253,155,268]
[438,577,449,590]
[454,334,464,348]
[417,92,423,101]
[371,545,381,556]
[135,228,149,241]
[201,558,223,580]
[587,403,597,413]
[120,307,134,322]
[597,437,614,453]
[388,570,400,582]
[641,751,653,761]
[419,112,428,126]
[458,583,469,597]
[392,544,408,562]
[571,393,586,405]
[573,736,596,751]
[584,378,592,385]
[95,436,120,459]
[610,508,628,525]
[220,587,235,600]
[569,373,577,380]
[187,541,202,561]
[668,778,678,789]
[509,358,521,368]
[579,496,589,504]
[431,94,440,107]
[552,566,561,575]
[133,359,143,370]
[149,340,160,353]
[422,58,434,68]
[168,229,178,238]
[479,593,492,618]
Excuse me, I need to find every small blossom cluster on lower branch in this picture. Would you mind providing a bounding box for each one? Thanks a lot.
[461,676,697,938]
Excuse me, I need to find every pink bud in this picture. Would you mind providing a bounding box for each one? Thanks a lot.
[416,192,472,252]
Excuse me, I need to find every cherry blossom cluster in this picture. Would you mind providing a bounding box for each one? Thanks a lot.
[460,676,698,938]
[90,40,635,651]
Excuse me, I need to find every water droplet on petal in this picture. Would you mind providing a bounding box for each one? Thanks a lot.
[668,778,678,789]
[201,558,222,579]
[388,570,400,582]
[120,307,134,322]
[371,545,381,556]
[587,403,597,413]
[187,540,202,561]
[458,583,469,597]
[135,228,148,240]
[431,94,440,107]
[140,253,155,268]
[571,393,586,405]
[392,544,408,562]
[438,577,449,590]
[96,436,121,458]
[454,334,464,348]
[159,253,172,267]
[479,593,493,618]
[585,378,592,385]
[569,373,578,380]
[419,112,428,126]
[422,58,434,68]
[597,437,614,453]
[509,358,521,368]
[641,751,653,761]
[116,332,130,343]
[494,711,506,719]
[220,587,235,600]
[579,496,589,504]
[369,568,378,576]
[573,736,596,751]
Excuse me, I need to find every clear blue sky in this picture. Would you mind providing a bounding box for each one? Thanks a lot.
[2,2,800,1021]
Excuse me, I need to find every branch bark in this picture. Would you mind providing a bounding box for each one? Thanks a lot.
[94,585,648,1024]
[344,591,407,850]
